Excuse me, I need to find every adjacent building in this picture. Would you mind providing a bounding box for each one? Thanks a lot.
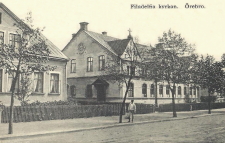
[0,3,68,106]
[62,22,201,104]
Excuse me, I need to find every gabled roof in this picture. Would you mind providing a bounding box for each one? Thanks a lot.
[40,33,69,61]
[63,22,151,58]
[0,3,68,61]
[108,39,131,55]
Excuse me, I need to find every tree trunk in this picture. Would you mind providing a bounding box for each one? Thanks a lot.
[208,90,211,114]
[171,84,177,117]
[154,80,158,107]
[8,71,20,134]
[119,87,129,123]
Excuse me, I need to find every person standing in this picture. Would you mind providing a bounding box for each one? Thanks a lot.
[128,100,136,122]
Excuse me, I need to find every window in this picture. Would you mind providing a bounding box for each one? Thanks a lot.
[8,72,19,92]
[71,59,76,73]
[0,31,4,45]
[86,84,92,98]
[9,33,21,51]
[193,87,196,96]
[131,67,135,76]
[87,57,93,72]
[50,74,60,93]
[70,85,76,97]
[184,87,187,95]
[142,83,147,97]
[127,66,130,75]
[166,85,170,97]
[0,69,2,92]
[159,85,163,97]
[127,66,135,76]
[99,55,105,71]
[128,82,134,97]
[173,86,176,97]
[141,68,147,76]
[189,87,192,95]
[197,87,199,97]
[150,84,154,97]
[178,86,181,96]
[34,72,43,93]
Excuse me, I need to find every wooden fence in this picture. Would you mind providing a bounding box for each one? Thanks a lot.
[1,103,155,123]
[159,102,225,112]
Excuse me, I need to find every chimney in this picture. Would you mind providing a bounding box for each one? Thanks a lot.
[79,22,89,31]
[102,31,107,36]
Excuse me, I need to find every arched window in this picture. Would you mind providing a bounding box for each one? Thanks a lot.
[166,85,170,97]
[159,85,163,97]
[184,87,187,96]
[174,86,176,97]
[142,83,147,97]
[71,85,76,97]
[193,87,196,97]
[190,87,192,95]
[150,84,154,97]
[178,86,181,96]
[128,82,134,97]
[197,86,200,97]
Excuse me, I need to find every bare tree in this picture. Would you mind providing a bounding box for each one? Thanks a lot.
[0,12,55,134]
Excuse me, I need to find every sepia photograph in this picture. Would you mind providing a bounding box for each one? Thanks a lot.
[0,0,225,142]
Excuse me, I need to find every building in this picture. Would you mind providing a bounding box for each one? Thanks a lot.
[0,3,68,106]
[62,22,200,104]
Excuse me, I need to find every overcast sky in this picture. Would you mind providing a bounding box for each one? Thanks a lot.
[1,0,225,61]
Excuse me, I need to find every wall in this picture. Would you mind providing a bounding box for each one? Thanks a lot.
[0,60,67,106]
[63,31,111,78]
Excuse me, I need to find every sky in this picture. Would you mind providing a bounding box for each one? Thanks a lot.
[1,0,225,61]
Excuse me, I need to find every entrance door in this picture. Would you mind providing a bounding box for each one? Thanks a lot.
[96,84,106,102]
[92,78,109,102]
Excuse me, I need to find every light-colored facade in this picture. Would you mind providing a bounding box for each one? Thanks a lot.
[0,3,68,106]
[62,22,200,104]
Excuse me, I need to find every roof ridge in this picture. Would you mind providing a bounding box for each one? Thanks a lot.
[86,30,120,41]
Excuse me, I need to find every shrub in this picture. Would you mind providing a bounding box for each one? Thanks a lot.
[22,100,79,106]
[200,96,216,102]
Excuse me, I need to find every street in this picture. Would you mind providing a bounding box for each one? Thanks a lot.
[1,114,225,143]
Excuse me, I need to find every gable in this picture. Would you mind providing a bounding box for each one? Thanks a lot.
[0,3,68,61]
[63,30,119,58]
[107,39,131,56]
[0,3,23,29]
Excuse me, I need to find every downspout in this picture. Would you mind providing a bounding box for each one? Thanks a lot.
[65,60,68,101]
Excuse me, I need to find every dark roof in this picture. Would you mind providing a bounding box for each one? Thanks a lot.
[64,23,151,57]
[0,3,68,61]
[107,39,130,55]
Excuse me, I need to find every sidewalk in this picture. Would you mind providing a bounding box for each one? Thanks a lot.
[0,108,224,140]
